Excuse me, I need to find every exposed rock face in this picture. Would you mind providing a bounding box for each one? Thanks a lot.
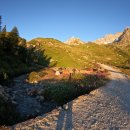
[65,37,85,45]
[115,27,130,44]
[94,32,122,44]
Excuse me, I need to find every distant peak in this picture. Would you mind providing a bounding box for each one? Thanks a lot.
[115,27,130,44]
[65,37,85,45]
[94,32,122,44]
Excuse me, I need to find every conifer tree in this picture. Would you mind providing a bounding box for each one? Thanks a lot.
[11,26,19,36]
[2,25,6,33]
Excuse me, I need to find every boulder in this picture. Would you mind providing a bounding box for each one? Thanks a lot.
[55,70,61,76]
[27,88,38,96]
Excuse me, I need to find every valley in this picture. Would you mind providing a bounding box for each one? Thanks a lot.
[0,27,130,129]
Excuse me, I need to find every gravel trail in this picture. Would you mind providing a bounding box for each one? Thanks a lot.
[11,64,130,129]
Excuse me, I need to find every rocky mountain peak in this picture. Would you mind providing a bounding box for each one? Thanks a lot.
[116,27,130,44]
[94,32,122,44]
[65,37,85,45]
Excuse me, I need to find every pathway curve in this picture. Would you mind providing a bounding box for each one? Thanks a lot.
[11,64,130,129]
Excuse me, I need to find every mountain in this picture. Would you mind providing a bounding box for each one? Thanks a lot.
[1,28,130,82]
[28,37,129,70]
[115,27,130,45]
[65,37,85,45]
[94,32,122,44]
[1,28,130,126]
[28,38,89,68]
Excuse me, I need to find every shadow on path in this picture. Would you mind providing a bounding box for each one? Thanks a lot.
[56,102,73,130]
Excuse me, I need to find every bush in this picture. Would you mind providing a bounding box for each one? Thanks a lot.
[0,31,51,84]
[28,71,41,83]
[0,96,21,125]
[43,82,76,105]
[42,74,107,105]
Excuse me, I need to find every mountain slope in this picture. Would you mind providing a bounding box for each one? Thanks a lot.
[28,38,129,71]
[65,37,85,45]
[115,27,130,45]
[94,32,122,44]
[28,38,87,68]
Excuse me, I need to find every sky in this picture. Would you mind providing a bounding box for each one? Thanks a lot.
[0,0,130,42]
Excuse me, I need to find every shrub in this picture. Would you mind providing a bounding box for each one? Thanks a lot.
[43,82,76,105]
[0,96,21,125]
[28,71,41,83]
[42,74,107,105]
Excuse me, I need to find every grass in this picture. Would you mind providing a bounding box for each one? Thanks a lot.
[1,36,130,126]
[42,73,108,105]
[28,38,130,75]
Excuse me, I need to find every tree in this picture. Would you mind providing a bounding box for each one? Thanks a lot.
[2,25,6,33]
[11,26,19,36]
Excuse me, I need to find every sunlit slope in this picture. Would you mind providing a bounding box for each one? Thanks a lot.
[28,38,129,69]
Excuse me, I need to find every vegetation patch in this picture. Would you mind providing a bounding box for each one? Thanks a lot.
[28,39,130,76]
[28,71,41,83]
[42,72,108,105]
[0,96,21,125]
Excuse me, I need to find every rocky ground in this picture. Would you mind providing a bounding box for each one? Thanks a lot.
[3,64,130,129]
[7,74,57,120]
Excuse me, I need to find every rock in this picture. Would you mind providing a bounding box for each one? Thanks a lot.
[65,37,85,45]
[36,95,44,102]
[0,85,9,101]
[11,100,18,105]
[55,70,61,76]
[39,96,44,102]
[62,103,69,110]
[11,95,16,100]
[36,109,40,113]
[26,88,29,92]
[27,88,38,96]
[25,79,29,83]
[115,27,130,45]
[30,80,38,84]
[36,95,40,99]
[38,89,44,95]
[94,32,122,44]
[34,80,38,83]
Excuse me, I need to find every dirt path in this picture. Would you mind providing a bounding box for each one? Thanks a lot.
[11,64,130,129]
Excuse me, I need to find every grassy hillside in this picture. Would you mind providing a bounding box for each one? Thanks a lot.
[28,38,93,68]
[110,43,130,75]
[28,38,130,74]
[1,36,130,126]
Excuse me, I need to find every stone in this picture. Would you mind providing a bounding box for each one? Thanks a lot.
[0,85,9,101]
[12,100,18,105]
[36,95,44,102]
[94,32,122,44]
[27,88,38,96]
[62,103,69,110]
[116,27,130,45]
[38,89,44,95]
[36,96,40,100]
[39,96,44,102]
[36,109,40,113]
[11,95,16,100]
[34,80,38,84]
[55,70,61,76]
[65,37,85,45]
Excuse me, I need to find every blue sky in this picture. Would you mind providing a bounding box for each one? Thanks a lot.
[0,0,130,42]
